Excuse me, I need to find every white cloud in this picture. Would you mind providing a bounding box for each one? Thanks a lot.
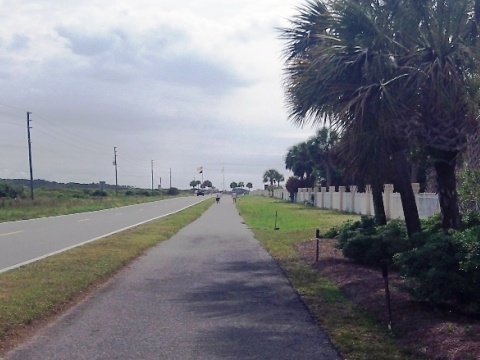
[0,0,316,190]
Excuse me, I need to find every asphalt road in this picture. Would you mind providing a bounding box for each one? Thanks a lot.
[2,195,342,360]
[0,196,207,273]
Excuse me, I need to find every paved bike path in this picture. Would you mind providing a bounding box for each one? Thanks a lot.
[3,197,342,360]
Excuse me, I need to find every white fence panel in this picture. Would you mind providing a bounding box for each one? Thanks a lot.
[260,184,440,220]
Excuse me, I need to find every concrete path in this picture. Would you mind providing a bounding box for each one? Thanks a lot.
[3,196,342,360]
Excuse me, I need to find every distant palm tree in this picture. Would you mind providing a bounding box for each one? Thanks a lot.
[263,169,285,192]
[307,128,339,188]
[285,143,313,180]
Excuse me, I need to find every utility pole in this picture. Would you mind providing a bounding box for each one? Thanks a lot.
[113,147,118,196]
[26,112,34,200]
[222,166,225,192]
[169,168,172,188]
[151,160,154,195]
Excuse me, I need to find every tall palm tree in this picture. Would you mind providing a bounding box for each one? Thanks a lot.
[282,0,480,231]
[393,0,480,230]
[280,0,422,235]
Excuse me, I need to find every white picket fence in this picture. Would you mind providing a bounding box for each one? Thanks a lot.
[251,184,440,220]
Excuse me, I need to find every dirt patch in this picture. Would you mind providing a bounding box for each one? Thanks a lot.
[295,239,480,360]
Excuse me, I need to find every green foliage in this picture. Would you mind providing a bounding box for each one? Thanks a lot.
[461,211,480,229]
[419,213,443,234]
[285,176,314,201]
[394,223,480,313]
[334,212,480,312]
[166,187,179,195]
[336,216,377,250]
[0,182,26,199]
[202,180,213,188]
[336,217,410,267]
[90,190,107,197]
[457,169,480,212]
[135,189,151,197]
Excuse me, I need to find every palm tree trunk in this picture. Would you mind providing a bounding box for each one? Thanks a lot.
[392,148,422,237]
[434,156,462,230]
[326,163,332,188]
[371,181,387,226]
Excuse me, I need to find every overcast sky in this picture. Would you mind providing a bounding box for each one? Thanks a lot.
[0,0,316,190]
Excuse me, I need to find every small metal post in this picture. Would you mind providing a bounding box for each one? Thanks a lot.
[381,259,393,330]
[315,229,321,262]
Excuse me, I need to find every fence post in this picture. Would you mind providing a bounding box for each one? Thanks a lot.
[320,187,326,208]
[351,185,357,213]
[315,229,321,262]
[366,185,372,215]
[329,186,335,211]
[339,186,346,211]
[384,184,394,220]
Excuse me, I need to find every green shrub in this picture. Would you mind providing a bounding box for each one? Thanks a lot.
[461,211,480,229]
[0,182,26,199]
[420,213,443,234]
[336,215,377,249]
[340,220,409,267]
[323,226,339,238]
[394,227,480,313]
[166,187,179,196]
[457,168,480,212]
[90,190,107,197]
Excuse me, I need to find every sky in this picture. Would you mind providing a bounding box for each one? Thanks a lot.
[0,0,317,190]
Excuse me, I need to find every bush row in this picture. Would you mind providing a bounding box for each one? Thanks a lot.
[331,213,480,314]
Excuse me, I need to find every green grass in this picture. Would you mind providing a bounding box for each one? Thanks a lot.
[237,196,420,360]
[0,198,214,353]
[0,195,177,222]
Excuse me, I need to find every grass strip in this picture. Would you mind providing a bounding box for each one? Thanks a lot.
[0,196,178,223]
[236,196,419,360]
[0,198,214,353]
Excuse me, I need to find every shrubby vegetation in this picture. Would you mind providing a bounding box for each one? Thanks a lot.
[331,213,480,314]
[166,187,179,196]
[457,169,480,213]
[0,182,26,199]
[335,217,409,267]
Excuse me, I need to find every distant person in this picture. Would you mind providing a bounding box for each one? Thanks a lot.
[216,193,221,204]
[232,192,237,204]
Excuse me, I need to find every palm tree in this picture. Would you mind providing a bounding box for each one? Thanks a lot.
[285,143,314,180]
[280,0,422,235]
[263,169,285,196]
[307,127,339,188]
[395,0,480,229]
[284,143,310,185]
[275,173,285,187]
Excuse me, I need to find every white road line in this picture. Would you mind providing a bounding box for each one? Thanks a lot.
[77,219,90,222]
[0,199,208,274]
[0,230,24,237]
